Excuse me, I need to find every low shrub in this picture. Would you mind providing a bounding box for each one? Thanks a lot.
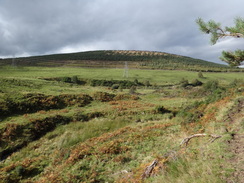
[111,84,120,90]
[198,71,204,78]
[179,78,189,88]
[153,106,172,114]
[71,76,79,84]
[191,79,203,87]
[203,80,219,90]
[0,93,93,119]
[62,77,72,83]
[92,92,115,102]
[90,79,144,88]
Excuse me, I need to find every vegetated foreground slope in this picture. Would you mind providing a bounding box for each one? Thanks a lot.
[0,66,243,182]
[1,50,243,72]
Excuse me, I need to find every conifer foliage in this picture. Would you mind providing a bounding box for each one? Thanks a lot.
[196,17,244,66]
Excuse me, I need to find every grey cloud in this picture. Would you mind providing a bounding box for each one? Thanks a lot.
[0,0,244,64]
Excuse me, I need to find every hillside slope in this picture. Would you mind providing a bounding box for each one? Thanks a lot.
[0,66,243,182]
[1,50,242,72]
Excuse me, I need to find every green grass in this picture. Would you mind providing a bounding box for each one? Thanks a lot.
[1,66,243,84]
[0,66,243,182]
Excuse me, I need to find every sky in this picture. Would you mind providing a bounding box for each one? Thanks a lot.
[0,0,244,65]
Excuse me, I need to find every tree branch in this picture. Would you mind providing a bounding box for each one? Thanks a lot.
[219,32,244,38]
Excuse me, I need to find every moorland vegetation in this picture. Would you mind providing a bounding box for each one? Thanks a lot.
[0,51,243,182]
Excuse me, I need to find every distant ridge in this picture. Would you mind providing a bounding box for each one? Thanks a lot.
[0,50,243,72]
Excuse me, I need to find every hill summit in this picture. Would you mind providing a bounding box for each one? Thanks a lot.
[0,50,240,71]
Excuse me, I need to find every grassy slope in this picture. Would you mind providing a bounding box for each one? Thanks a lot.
[0,66,243,183]
[1,50,241,72]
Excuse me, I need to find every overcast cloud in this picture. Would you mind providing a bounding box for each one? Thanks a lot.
[0,0,244,64]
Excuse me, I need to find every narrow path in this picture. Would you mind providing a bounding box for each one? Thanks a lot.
[226,98,244,183]
[228,134,244,183]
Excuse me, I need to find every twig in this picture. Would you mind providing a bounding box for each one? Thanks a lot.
[141,133,221,179]
[141,159,158,179]
[180,133,222,147]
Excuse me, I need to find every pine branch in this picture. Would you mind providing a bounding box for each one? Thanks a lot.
[218,32,244,38]
[220,50,244,66]
[196,17,244,66]
[196,18,244,43]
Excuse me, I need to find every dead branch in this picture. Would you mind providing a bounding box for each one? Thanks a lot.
[141,159,158,179]
[141,134,221,180]
[180,133,222,147]
[208,134,222,143]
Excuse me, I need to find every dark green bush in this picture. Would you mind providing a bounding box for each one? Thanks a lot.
[89,79,144,88]
[71,76,79,84]
[62,77,72,83]
[179,78,189,88]
[14,166,25,176]
[134,79,139,85]
[154,106,172,114]
[111,84,120,90]
[203,80,219,91]
[191,79,203,87]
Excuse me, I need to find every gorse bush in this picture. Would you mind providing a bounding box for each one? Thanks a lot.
[179,78,202,88]
[111,84,120,90]
[179,78,189,88]
[154,106,172,114]
[198,71,204,78]
[191,79,203,87]
[71,76,79,84]
[203,80,220,91]
[90,79,144,88]
[62,77,72,83]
